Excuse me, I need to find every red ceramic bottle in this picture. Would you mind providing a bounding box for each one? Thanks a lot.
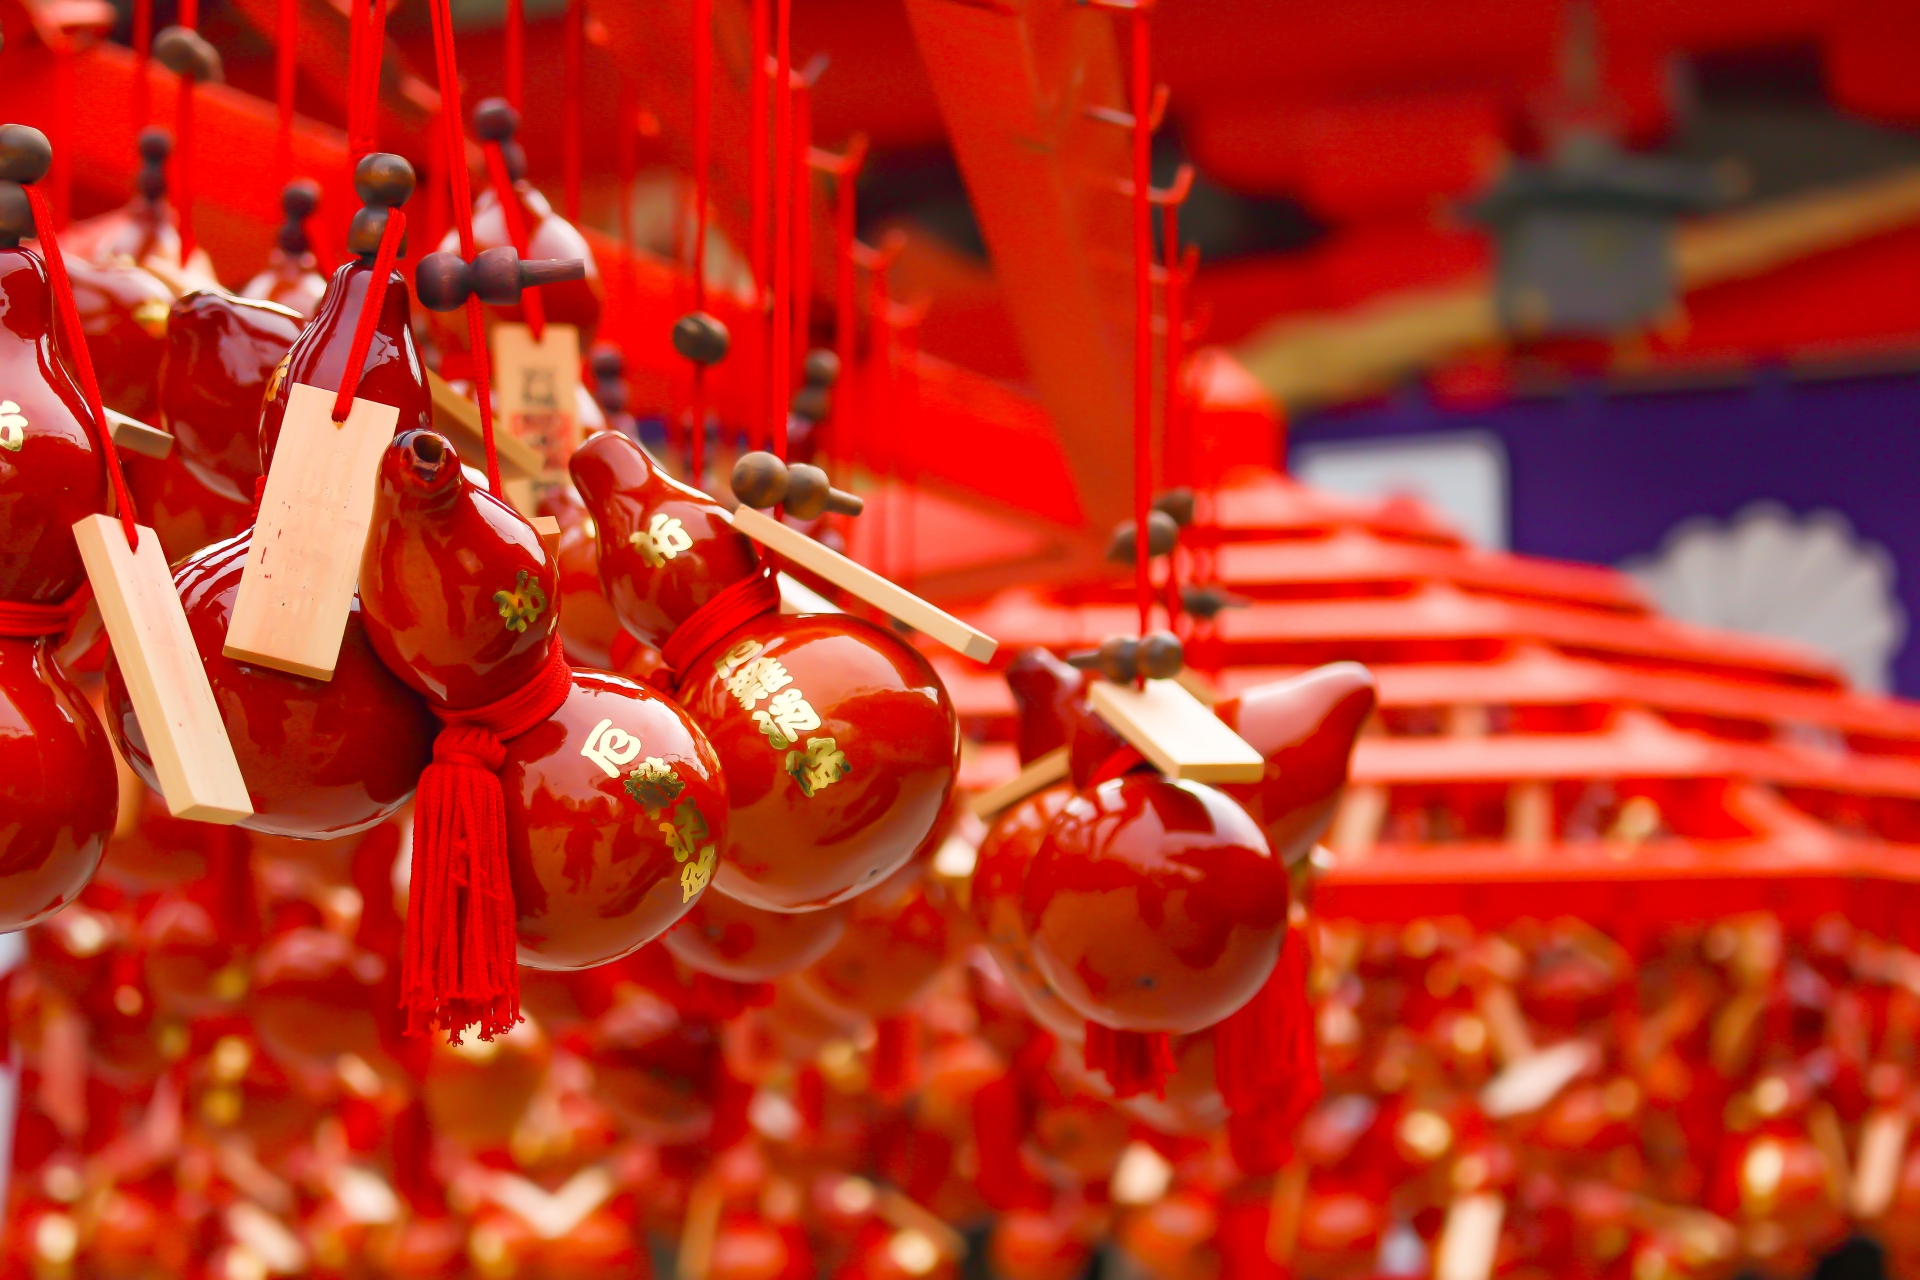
[62,255,174,422]
[1021,773,1288,1035]
[540,481,624,670]
[360,429,729,970]
[0,223,117,929]
[103,527,437,839]
[120,448,253,566]
[159,288,302,503]
[571,430,958,913]
[1216,662,1377,867]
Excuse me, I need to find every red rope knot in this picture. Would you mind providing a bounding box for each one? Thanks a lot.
[656,563,782,695]
[430,722,508,772]
[0,591,87,641]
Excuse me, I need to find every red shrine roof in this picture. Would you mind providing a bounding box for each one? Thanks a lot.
[922,468,1920,939]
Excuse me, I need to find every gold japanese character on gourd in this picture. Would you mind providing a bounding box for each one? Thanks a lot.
[753,687,822,750]
[659,802,719,903]
[623,757,685,814]
[786,736,851,798]
[0,401,25,452]
[494,569,547,633]
[726,654,792,710]
[631,512,694,568]
[680,847,716,901]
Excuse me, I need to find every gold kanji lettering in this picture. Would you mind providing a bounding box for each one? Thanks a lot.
[631,512,694,569]
[726,655,792,710]
[752,688,821,750]
[786,736,851,798]
[680,847,716,902]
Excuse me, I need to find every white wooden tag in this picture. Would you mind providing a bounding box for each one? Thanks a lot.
[970,746,1068,819]
[105,407,173,459]
[1435,1194,1504,1280]
[1087,678,1264,784]
[1851,1107,1909,1219]
[223,382,398,680]
[73,514,252,823]
[729,505,998,662]
[491,322,582,475]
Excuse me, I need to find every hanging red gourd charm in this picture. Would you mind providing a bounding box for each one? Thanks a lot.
[571,433,961,913]
[0,127,120,928]
[359,426,727,1041]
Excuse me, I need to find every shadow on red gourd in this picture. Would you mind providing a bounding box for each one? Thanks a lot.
[571,429,958,914]
[159,288,302,504]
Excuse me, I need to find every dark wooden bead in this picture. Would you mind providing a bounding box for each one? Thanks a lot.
[730,452,788,509]
[152,25,223,82]
[472,97,520,142]
[277,179,319,255]
[1180,585,1244,620]
[782,464,831,519]
[1105,509,1180,563]
[1138,631,1184,680]
[0,182,32,246]
[354,152,415,210]
[1152,487,1196,528]
[1096,636,1140,684]
[346,207,400,259]
[672,311,730,365]
[791,385,830,423]
[802,348,840,387]
[0,124,51,185]
[413,251,469,311]
[589,342,624,381]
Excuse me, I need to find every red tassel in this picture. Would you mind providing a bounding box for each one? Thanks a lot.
[972,1070,1045,1211]
[870,1013,920,1101]
[1216,925,1321,1175]
[1083,1022,1174,1099]
[402,643,572,1044]
[391,1099,446,1217]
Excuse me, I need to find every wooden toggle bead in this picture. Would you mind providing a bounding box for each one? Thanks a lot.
[1068,630,1184,683]
[672,311,730,366]
[1153,487,1196,528]
[412,246,588,312]
[589,342,629,416]
[0,183,30,246]
[1105,509,1180,564]
[0,123,52,184]
[346,153,415,259]
[136,127,171,202]
[792,348,840,423]
[277,179,320,256]
[1180,585,1246,620]
[153,25,224,82]
[730,451,863,518]
[471,97,529,181]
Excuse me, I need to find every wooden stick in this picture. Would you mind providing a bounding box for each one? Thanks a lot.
[1086,678,1263,784]
[1435,1194,1504,1280]
[223,383,398,680]
[1851,1107,1909,1220]
[970,746,1068,819]
[73,514,252,823]
[428,369,544,482]
[729,505,998,662]
[104,408,173,459]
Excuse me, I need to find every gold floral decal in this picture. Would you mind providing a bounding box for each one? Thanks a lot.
[0,401,25,452]
[660,800,718,902]
[786,736,850,797]
[494,569,547,633]
[630,512,694,568]
[623,757,686,814]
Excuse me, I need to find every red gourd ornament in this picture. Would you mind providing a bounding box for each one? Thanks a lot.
[358,428,727,1039]
[665,889,849,983]
[571,431,958,912]
[240,180,329,320]
[159,288,302,503]
[103,525,437,838]
[120,449,252,566]
[540,481,623,669]
[1216,662,1377,866]
[61,255,173,423]
[0,130,118,929]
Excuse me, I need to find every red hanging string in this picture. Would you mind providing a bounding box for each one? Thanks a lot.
[770,0,792,461]
[563,0,583,225]
[1161,192,1183,628]
[174,0,200,264]
[428,0,502,498]
[689,0,713,489]
[481,144,546,342]
[52,42,73,229]
[827,142,864,485]
[792,76,812,443]
[1129,5,1153,663]
[747,0,769,451]
[133,0,152,133]
[504,0,525,112]
[26,186,140,550]
[347,0,390,162]
[331,209,406,424]
[275,0,296,183]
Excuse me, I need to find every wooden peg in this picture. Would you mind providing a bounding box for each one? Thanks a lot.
[105,407,173,459]
[728,505,997,662]
[970,746,1069,819]
[529,514,561,562]
[223,382,399,680]
[73,514,252,823]
[414,248,587,311]
[490,321,582,476]
[1086,678,1263,784]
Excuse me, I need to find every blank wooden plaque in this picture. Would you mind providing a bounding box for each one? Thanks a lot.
[970,746,1069,819]
[491,322,582,475]
[1087,678,1265,784]
[73,514,252,823]
[223,382,398,680]
[729,505,998,662]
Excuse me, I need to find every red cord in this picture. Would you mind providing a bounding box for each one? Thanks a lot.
[792,78,811,447]
[331,209,405,424]
[747,0,768,451]
[563,0,583,225]
[174,0,199,264]
[505,0,524,112]
[133,0,152,131]
[1129,7,1153,671]
[348,0,389,162]
[481,143,546,342]
[276,0,296,183]
[26,187,140,550]
[689,0,712,487]
[771,0,792,461]
[831,155,857,482]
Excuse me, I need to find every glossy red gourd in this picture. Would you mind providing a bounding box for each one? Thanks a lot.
[572,430,958,913]
[361,431,729,967]
[970,784,1084,1041]
[257,259,429,471]
[159,289,302,503]
[1216,662,1377,865]
[665,890,849,983]
[580,995,723,1144]
[1004,648,1089,766]
[120,449,252,566]
[795,861,952,1018]
[1022,774,1288,1034]
[0,245,116,928]
[104,529,436,839]
[62,255,173,422]
[541,481,623,669]
[247,926,387,1073]
[242,250,328,321]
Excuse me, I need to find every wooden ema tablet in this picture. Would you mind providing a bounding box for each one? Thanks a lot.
[1851,1107,1909,1219]
[224,382,399,680]
[529,514,561,560]
[104,407,173,459]
[73,513,252,823]
[1435,1194,1504,1280]
[427,369,545,483]
[1086,678,1264,784]
[491,321,582,475]
[970,745,1068,818]
[729,505,999,662]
